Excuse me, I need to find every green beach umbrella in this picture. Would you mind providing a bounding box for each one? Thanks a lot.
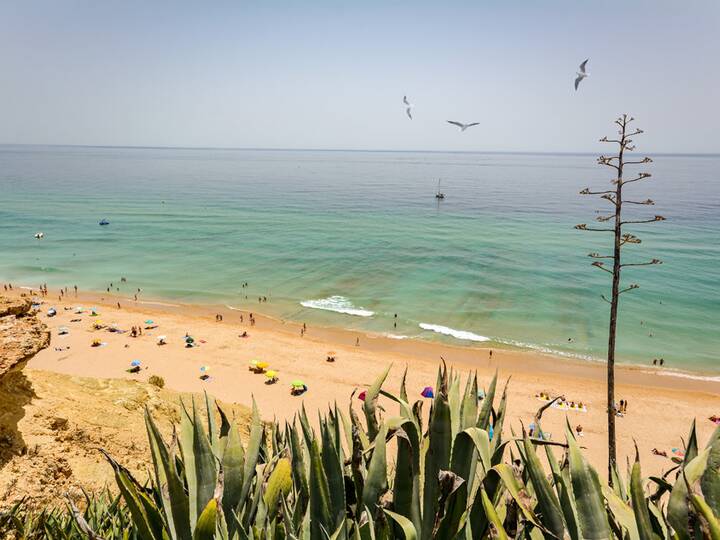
[291,380,305,388]
[145,319,154,324]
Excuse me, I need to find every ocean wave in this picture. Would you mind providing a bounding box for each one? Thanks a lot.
[653,369,720,382]
[386,333,410,340]
[300,296,374,317]
[136,300,181,307]
[419,323,489,342]
[225,304,243,311]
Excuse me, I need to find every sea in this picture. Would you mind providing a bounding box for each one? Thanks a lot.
[1,145,718,375]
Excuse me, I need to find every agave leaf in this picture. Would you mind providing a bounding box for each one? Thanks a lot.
[222,423,245,529]
[684,419,699,466]
[686,477,720,540]
[392,420,422,536]
[179,400,201,530]
[309,437,333,539]
[668,448,710,540]
[363,365,392,441]
[399,366,408,404]
[629,450,655,540]
[237,398,264,517]
[421,378,452,538]
[701,437,720,519]
[145,409,191,540]
[522,434,565,539]
[193,499,217,540]
[566,426,610,539]
[263,457,292,519]
[610,461,626,502]
[191,401,218,525]
[204,391,220,457]
[383,509,417,540]
[459,373,478,432]
[477,372,498,430]
[104,450,163,540]
[362,426,388,516]
[490,378,510,459]
[287,422,309,513]
[480,487,509,540]
[602,485,640,540]
[433,471,468,538]
[451,427,491,493]
[321,421,346,530]
[492,464,544,530]
[448,371,462,439]
[647,502,667,540]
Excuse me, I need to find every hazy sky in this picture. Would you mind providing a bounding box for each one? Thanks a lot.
[1,1,718,152]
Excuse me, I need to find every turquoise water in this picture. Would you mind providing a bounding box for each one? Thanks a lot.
[1,145,718,373]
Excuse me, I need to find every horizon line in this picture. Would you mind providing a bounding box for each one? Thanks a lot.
[1,142,718,158]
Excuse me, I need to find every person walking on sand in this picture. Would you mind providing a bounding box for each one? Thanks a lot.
[355,337,360,347]
[489,349,493,359]
[117,302,121,309]
[74,285,77,295]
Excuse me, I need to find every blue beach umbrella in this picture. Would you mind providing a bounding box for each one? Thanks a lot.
[131,360,141,367]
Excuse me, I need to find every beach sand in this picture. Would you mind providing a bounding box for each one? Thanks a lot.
[12,288,720,479]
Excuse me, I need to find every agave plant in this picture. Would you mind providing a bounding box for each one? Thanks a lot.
[0,490,133,539]
[4,362,719,539]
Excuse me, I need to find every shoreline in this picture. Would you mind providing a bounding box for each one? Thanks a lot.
[6,285,720,478]
[7,285,720,394]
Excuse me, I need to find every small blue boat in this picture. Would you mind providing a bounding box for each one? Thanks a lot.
[99,219,110,226]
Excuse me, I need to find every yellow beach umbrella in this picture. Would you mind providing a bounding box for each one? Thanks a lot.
[265,370,278,379]
[256,361,269,369]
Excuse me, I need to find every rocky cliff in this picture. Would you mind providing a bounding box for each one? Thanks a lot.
[0,295,50,378]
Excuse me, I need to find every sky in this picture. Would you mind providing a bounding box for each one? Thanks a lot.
[1,1,718,153]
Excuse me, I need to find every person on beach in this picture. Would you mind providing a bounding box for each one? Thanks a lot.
[660,358,664,366]
[240,314,244,323]
[575,425,584,437]
[355,337,360,347]
[489,349,493,359]
[117,302,121,309]
[74,285,77,295]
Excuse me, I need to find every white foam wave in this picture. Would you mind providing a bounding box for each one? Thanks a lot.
[419,323,489,342]
[136,300,181,307]
[653,370,720,382]
[386,333,410,340]
[225,305,243,311]
[300,296,374,317]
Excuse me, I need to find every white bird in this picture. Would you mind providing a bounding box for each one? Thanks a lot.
[574,59,589,90]
[446,120,480,132]
[403,95,413,120]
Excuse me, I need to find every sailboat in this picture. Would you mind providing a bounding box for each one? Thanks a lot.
[435,179,445,199]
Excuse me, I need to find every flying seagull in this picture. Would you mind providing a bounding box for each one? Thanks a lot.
[574,59,589,90]
[447,120,480,132]
[403,95,413,119]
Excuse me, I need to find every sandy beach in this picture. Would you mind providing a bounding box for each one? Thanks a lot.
[10,287,720,479]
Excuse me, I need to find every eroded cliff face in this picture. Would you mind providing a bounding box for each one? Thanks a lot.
[0,296,50,377]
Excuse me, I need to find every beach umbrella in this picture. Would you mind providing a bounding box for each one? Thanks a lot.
[291,380,305,388]
[421,386,434,398]
[185,336,194,343]
[358,390,367,401]
[145,319,153,324]
[131,360,141,367]
[157,335,167,341]
[265,370,277,379]
[200,366,210,373]
[256,361,269,369]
